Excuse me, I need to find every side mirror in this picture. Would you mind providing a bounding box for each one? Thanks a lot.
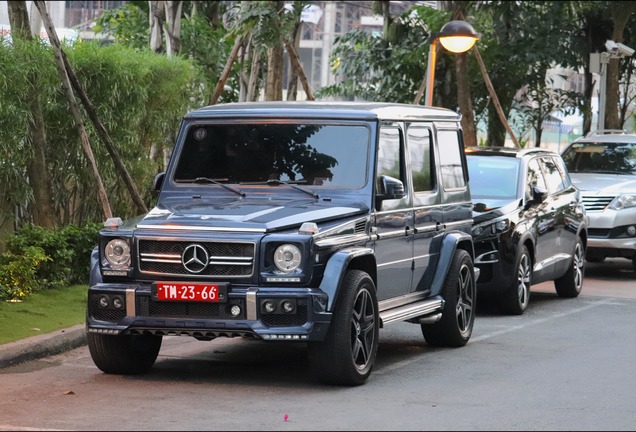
[378,175,405,200]
[151,172,165,197]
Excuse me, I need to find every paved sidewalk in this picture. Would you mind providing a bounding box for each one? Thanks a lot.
[0,324,86,369]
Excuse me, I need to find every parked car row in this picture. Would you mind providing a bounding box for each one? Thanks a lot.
[85,102,617,388]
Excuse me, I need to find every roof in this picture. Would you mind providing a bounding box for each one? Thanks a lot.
[465,146,557,158]
[184,101,461,122]
[574,129,636,144]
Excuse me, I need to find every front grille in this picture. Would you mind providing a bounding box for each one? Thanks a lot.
[582,196,614,212]
[137,296,246,320]
[138,240,255,277]
[588,228,611,238]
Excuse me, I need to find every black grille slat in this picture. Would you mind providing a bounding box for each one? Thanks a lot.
[143,298,246,320]
[138,240,255,277]
[89,296,126,322]
[582,196,614,212]
[261,305,308,327]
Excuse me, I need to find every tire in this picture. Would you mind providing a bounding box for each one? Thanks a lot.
[555,238,585,298]
[498,246,531,315]
[87,332,162,374]
[308,270,379,386]
[421,249,475,347]
[632,256,636,273]
[585,255,605,263]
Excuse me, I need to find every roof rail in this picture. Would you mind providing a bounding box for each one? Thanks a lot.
[585,129,628,137]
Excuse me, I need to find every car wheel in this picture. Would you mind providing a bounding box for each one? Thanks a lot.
[498,246,531,315]
[421,249,475,347]
[555,238,585,298]
[87,332,162,374]
[308,270,379,386]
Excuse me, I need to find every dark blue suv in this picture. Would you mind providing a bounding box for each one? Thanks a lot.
[86,102,478,386]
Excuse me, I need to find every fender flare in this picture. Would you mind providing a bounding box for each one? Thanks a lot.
[319,247,374,311]
[89,246,103,287]
[429,231,474,297]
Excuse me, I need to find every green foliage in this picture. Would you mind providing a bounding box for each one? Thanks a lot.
[2,223,100,296]
[0,247,50,301]
[317,6,448,103]
[93,4,149,50]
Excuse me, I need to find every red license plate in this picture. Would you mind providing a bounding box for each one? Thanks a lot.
[154,282,224,302]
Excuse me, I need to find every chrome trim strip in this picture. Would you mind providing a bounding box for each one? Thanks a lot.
[444,219,473,229]
[315,233,371,248]
[140,258,182,264]
[140,252,180,259]
[209,261,252,266]
[379,299,444,326]
[210,256,253,261]
[377,257,412,267]
[136,224,266,233]
[414,225,437,233]
[413,253,432,261]
[379,291,427,311]
[126,288,136,317]
[377,230,406,239]
[246,288,258,320]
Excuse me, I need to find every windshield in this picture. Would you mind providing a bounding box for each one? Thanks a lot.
[173,123,370,188]
[562,142,636,174]
[467,155,520,200]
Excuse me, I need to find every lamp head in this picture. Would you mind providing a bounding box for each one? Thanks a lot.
[437,20,479,53]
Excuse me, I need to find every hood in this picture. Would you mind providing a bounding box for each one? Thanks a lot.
[569,173,636,195]
[471,198,521,224]
[134,197,368,233]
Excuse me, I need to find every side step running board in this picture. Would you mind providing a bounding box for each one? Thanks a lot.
[379,298,444,327]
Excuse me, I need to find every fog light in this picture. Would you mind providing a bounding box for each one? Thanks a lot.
[112,296,124,309]
[627,226,636,236]
[263,300,276,313]
[281,300,295,313]
[99,296,109,308]
[230,305,241,317]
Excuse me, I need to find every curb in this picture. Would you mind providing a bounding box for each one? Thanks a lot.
[0,324,87,369]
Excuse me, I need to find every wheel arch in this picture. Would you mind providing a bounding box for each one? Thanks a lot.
[429,231,474,297]
[319,247,376,311]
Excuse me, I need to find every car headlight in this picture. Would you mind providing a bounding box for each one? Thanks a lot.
[273,244,302,273]
[608,194,636,210]
[472,218,510,237]
[104,238,131,269]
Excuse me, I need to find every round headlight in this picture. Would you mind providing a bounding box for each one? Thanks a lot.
[273,244,302,273]
[104,239,131,269]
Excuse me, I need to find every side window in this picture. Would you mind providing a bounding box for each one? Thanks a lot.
[541,157,566,194]
[526,159,547,201]
[552,156,572,188]
[377,125,408,210]
[407,125,435,193]
[437,129,466,190]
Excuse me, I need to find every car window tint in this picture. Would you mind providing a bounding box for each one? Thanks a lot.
[562,142,636,174]
[437,130,466,190]
[540,157,566,194]
[526,159,547,200]
[377,125,408,210]
[466,156,520,199]
[407,125,435,193]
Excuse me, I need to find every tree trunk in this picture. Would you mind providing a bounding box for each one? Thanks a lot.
[286,19,302,101]
[209,36,243,105]
[149,0,163,53]
[284,40,314,101]
[34,0,112,220]
[265,44,284,101]
[247,48,261,102]
[7,0,56,228]
[163,0,182,57]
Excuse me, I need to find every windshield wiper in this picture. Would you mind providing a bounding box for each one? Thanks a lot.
[183,177,246,197]
[266,179,319,199]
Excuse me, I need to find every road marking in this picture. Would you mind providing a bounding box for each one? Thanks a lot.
[375,297,619,376]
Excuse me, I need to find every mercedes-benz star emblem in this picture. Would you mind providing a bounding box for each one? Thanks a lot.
[182,244,209,274]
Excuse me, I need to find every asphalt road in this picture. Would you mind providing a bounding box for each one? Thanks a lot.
[1,258,635,431]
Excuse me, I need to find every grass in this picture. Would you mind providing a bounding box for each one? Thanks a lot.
[0,285,87,345]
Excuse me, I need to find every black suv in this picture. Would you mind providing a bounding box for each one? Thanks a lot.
[87,102,478,386]
[466,147,587,315]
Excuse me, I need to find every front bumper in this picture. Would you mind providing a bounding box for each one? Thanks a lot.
[87,283,332,342]
[472,238,516,294]
[586,210,636,255]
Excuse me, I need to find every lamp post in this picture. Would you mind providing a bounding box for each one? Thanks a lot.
[595,40,634,131]
[424,20,479,107]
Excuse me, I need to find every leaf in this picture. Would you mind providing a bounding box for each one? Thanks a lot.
[63,390,75,395]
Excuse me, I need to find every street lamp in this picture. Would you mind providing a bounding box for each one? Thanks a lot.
[424,20,479,106]
[593,40,634,131]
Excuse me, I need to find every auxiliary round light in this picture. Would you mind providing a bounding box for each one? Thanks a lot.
[274,244,302,273]
[112,296,124,309]
[104,239,131,269]
[230,305,242,317]
[263,301,276,313]
[282,301,295,313]
[627,225,636,236]
[99,296,109,308]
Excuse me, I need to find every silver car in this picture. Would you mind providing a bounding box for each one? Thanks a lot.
[561,130,636,272]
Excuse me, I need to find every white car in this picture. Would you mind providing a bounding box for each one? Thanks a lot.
[561,130,636,272]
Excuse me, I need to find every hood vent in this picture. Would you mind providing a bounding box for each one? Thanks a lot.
[354,219,367,234]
